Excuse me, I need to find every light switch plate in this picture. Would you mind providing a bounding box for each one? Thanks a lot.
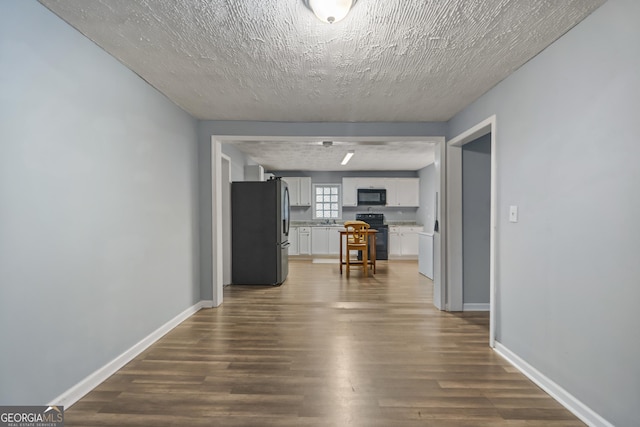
[509,205,518,223]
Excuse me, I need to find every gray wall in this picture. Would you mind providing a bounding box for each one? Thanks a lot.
[449,0,639,424]
[417,163,436,232]
[462,134,491,305]
[0,2,200,405]
[223,144,252,182]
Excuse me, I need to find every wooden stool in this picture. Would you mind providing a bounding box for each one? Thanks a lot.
[344,220,370,277]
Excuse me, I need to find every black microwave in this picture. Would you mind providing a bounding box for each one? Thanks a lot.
[357,188,387,206]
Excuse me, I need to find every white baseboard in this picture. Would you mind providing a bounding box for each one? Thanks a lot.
[462,303,490,311]
[49,300,214,408]
[388,255,419,260]
[494,342,613,427]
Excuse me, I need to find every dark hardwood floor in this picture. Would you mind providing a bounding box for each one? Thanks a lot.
[66,259,583,426]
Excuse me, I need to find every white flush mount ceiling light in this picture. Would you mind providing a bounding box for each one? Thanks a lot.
[341,150,355,165]
[303,0,358,24]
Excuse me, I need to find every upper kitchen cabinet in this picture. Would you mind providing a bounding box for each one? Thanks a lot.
[342,177,419,207]
[342,178,358,206]
[387,178,420,207]
[282,177,311,206]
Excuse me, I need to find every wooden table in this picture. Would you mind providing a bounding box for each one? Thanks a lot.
[339,229,377,276]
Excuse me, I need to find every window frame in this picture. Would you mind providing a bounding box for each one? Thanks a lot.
[312,183,343,220]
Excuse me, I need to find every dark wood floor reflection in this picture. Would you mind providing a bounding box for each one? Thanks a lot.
[66,259,583,426]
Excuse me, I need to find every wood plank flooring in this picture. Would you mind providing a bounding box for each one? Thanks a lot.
[66,259,583,426]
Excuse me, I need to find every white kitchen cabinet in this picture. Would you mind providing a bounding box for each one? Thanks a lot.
[298,227,311,255]
[361,178,389,189]
[288,227,299,255]
[311,227,341,255]
[387,178,420,207]
[282,177,312,206]
[418,232,434,279]
[402,227,421,255]
[389,228,402,256]
[389,226,424,257]
[342,178,358,206]
[300,177,312,205]
[328,228,341,254]
[311,227,327,254]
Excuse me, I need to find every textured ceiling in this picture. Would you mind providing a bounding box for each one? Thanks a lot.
[38,0,605,170]
[227,138,443,171]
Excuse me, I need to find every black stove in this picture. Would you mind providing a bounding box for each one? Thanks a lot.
[355,213,388,260]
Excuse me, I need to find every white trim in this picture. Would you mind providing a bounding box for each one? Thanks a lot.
[432,141,447,311]
[445,145,463,311]
[446,115,497,347]
[489,120,497,348]
[221,153,232,286]
[212,138,223,307]
[462,303,490,311]
[448,116,496,147]
[494,343,614,427]
[48,300,213,408]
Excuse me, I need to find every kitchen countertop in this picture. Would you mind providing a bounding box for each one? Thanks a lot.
[291,221,424,227]
[291,221,342,227]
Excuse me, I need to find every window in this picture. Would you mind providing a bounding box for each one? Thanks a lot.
[313,184,341,219]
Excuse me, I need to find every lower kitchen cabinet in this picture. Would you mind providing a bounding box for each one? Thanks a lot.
[311,227,340,255]
[328,229,341,254]
[298,227,311,255]
[389,226,424,257]
[389,230,402,257]
[289,226,311,256]
[288,227,299,255]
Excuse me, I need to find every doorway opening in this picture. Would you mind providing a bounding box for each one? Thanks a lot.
[221,154,231,286]
[211,135,445,307]
[446,115,497,347]
[462,134,491,311]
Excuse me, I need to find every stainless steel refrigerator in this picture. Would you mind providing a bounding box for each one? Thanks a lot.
[231,177,290,285]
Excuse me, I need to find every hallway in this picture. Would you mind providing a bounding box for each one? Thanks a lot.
[66,260,582,426]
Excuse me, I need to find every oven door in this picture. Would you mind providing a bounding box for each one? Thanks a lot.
[358,225,388,261]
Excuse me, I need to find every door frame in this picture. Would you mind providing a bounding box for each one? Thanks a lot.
[432,139,447,310]
[446,115,497,347]
[221,153,232,286]
[211,139,224,306]
[211,134,444,309]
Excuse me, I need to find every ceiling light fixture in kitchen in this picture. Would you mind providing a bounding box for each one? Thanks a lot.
[303,0,357,24]
[341,150,355,165]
